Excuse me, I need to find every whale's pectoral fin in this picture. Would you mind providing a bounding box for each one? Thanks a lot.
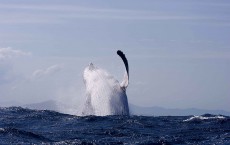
[117,50,129,89]
[120,72,129,90]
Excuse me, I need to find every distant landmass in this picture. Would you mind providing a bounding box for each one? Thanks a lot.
[129,104,230,116]
[23,100,78,115]
[23,100,60,111]
[1,100,229,116]
[0,101,23,107]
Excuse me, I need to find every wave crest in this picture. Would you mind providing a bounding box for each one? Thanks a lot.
[183,114,226,122]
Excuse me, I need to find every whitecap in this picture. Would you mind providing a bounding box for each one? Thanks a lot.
[183,115,226,122]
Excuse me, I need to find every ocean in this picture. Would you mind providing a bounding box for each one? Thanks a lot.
[0,107,229,144]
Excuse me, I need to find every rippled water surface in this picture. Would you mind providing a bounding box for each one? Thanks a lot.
[0,107,229,144]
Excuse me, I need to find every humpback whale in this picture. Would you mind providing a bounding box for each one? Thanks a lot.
[81,50,129,116]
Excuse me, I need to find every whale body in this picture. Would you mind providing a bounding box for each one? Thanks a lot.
[81,50,129,116]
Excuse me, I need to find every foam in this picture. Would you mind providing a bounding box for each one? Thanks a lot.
[183,115,226,122]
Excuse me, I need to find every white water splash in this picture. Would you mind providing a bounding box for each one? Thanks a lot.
[183,115,226,122]
[79,63,129,116]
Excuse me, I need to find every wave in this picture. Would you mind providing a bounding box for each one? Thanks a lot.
[1,108,230,144]
[0,127,52,142]
[183,114,226,122]
[0,106,66,115]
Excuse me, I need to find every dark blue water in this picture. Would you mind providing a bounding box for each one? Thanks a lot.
[0,107,229,144]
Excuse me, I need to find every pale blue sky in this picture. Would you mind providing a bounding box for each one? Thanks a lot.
[0,0,230,111]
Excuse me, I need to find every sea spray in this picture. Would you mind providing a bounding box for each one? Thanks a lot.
[79,50,130,116]
[80,64,129,116]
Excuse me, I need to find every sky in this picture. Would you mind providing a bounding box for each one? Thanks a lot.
[0,0,230,111]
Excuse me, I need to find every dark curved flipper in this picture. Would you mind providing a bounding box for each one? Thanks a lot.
[117,50,129,88]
